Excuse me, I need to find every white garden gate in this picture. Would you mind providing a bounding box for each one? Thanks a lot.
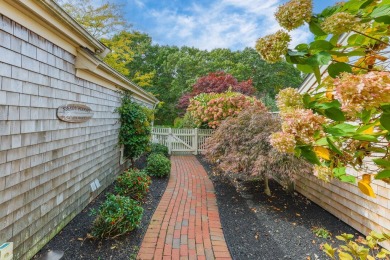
[151,128,214,155]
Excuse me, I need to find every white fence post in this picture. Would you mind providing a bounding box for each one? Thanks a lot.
[193,128,198,155]
[168,128,172,155]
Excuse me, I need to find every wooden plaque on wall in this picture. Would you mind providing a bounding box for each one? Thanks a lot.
[57,104,94,123]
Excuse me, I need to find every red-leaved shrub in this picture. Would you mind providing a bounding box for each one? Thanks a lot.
[187,91,266,128]
[203,107,311,195]
[177,71,256,111]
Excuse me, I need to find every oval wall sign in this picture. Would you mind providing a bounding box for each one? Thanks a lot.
[57,104,94,123]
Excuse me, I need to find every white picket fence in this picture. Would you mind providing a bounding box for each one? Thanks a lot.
[151,128,214,155]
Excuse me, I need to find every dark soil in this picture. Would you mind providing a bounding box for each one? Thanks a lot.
[197,155,361,260]
[33,155,168,260]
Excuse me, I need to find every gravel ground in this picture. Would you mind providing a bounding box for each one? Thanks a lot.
[197,155,361,260]
[33,156,168,260]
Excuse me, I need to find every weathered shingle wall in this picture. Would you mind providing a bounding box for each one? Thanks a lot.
[0,14,129,259]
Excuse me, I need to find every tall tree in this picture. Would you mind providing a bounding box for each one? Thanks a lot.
[57,0,129,38]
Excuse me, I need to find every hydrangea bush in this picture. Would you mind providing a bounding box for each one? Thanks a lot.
[257,0,390,193]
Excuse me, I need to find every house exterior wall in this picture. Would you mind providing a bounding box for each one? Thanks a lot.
[0,14,139,259]
[295,171,390,249]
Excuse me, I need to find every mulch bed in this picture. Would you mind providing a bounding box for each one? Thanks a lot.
[196,155,361,260]
[33,155,169,260]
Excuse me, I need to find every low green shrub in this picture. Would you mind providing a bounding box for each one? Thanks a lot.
[115,169,151,201]
[145,153,171,177]
[91,194,143,238]
[150,143,169,157]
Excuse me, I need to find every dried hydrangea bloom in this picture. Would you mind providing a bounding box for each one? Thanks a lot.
[281,108,326,145]
[269,131,296,154]
[256,30,291,63]
[321,12,360,35]
[334,71,390,117]
[276,87,304,113]
[313,165,332,181]
[275,0,312,31]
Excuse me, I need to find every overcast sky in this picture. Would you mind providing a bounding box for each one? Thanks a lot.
[114,0,339,50]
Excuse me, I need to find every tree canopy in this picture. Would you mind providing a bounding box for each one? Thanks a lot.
[57,0,129,38]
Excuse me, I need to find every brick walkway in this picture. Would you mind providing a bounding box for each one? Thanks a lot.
[137,155,231,260]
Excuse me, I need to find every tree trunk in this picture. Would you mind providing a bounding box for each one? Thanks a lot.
[264,177,271,196]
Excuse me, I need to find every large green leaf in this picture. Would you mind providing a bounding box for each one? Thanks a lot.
[347,34,366,46]
[333,167,346,177]
[310,40,334,52]
[313,65,321,84]
[371,5,390,18]
[325,123,357,137]
[375,170,390,180]
[374,15,390,24]
[352,134,379,142]
[309,21,327,36]
[328,62,352,78]
[380,113,390,131]
[340,175,356,183]
[316,137,328,146]
[308,51,332,66]
[381,103,390,113]
[359,109,373,124]
[302,93,312,108]
[325,107,346,121]
[314,100,341,109]
[297,64,314,73]
[300,146,321,165]
[341,0,373,14]
[373,158,390,168]
[295,43,309,51]
[326,137,343,155]
[288,50,308,57]
[320,5,340,17]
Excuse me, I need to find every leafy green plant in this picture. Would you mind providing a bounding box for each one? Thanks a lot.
[91,194,143,238]
[115,169,151,201]
[260,0,390,194]
[150,143,169,157]
[322,232,390,260]
[115,93,153,166]
[145,153,171,177]
[313,227,332,239]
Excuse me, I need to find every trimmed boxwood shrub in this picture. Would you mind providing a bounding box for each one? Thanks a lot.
[115,169,151,201]
[145,153,171,177]
[91,194,143,238]
[150,143,169,157]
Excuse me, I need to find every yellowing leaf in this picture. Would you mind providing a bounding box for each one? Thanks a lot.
[332,55,349,62]
[314,146,331,160]
[362,126,374,134]
[326,91,334,100]
[338,251,353,260]
[377,248,390,258]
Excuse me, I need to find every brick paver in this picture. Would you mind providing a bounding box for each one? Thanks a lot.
[137,156,232,260]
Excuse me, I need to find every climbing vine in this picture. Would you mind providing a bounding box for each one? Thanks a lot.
[116,93,153,166]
